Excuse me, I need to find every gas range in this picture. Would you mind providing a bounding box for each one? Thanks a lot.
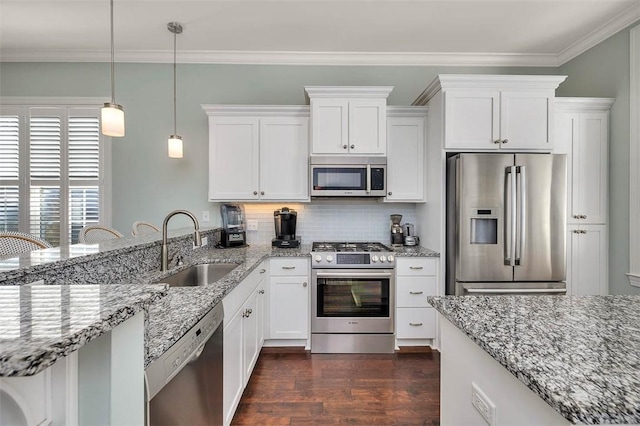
[311,241,395,268]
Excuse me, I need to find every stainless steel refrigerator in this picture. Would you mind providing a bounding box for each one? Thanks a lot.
[446,153,567,296]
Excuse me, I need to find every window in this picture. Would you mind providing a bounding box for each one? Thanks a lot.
[0,100,110,246]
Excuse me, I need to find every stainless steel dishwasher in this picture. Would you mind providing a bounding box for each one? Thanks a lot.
[145,303,223,425]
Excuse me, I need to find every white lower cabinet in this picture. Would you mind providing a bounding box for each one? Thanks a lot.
[395,258,438,345]
[222,262,268,426]
[268,258,310,343]
[567,224,608,296]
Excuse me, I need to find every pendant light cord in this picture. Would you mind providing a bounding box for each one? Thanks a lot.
[173,30,177,135]
[110,0,116,103]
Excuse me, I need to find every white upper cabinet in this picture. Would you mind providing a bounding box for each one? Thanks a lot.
[416,75,567,151]
[203,106,310,202]
[306,86,393,155]
[386,107,427,202]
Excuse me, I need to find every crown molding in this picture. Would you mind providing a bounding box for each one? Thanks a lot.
[201,105,309,117]
[554,97,616,112]
[0,49,560,67]
[557,3,640,66]
[304,86,394,99]
[386,106,428,117]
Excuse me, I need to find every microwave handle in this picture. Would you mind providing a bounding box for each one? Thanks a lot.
[366,164,371,194]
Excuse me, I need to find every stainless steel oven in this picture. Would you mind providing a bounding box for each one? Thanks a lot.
[311,242,395,353]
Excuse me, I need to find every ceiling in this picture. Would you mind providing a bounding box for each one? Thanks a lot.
[1,0,639,66]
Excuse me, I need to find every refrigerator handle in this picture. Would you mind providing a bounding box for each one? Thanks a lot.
[516,166,526,265]
[504,166,517,266]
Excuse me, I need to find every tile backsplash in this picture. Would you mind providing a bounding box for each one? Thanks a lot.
[243,201,417,245]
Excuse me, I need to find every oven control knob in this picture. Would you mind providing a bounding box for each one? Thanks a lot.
[388,255,395,262]
[326,255,333,263]
[314,255,322,263]
[371,255,379,263]
[380,255,387,262]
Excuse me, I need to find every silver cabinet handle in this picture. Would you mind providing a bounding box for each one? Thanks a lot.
[581,230,587,234]
[261,191,265,195]
[260,269,266,274]
[581,215,587,219]
[573,230,581,234]
[259,289,265,294]
[494,139,501,144]
[343,145,348,149]
[409,322,423,326]
[282,266,296,270]
[303,282,308,287]
[253,191,258,195]
[350,144,355,149]
[409,291,424,295]
[388,191,392,196]
[502,139,509,144]
[409,266,423,270]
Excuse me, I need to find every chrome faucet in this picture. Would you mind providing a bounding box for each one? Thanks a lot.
[161,209,202,272]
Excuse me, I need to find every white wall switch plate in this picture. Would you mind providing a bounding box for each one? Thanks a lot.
[202,210,210,222]
[247,220,258,231]
[472,382,496,425]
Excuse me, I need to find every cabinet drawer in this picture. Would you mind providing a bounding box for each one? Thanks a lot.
[396,276,436,307]
[396,258,436,276]
[270,258,309,276]
[396,307,436,339]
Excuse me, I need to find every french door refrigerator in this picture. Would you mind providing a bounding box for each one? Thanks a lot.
[446,153,567,296]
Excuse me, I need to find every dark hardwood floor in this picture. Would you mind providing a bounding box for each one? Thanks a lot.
[231,349,440,425]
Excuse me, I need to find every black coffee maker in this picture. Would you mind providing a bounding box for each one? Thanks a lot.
[272,207,300,248]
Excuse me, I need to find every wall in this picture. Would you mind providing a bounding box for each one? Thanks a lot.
[0,62,553,237]
[558,23,640,295]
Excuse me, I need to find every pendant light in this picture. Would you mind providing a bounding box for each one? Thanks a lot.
[167,22,183,158]
[101,0,125,137]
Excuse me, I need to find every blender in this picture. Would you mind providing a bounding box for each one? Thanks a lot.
[390,214,404,246]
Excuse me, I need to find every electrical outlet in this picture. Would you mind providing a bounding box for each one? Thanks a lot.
[247,220,258,231]
[472,382,496,425]
[193,236,208,249]
[202,211,210,222]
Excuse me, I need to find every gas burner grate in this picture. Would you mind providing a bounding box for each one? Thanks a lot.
[312,242,392,252]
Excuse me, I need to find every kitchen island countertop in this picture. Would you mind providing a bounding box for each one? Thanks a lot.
[0,283,168,377]
[427,295,640,425]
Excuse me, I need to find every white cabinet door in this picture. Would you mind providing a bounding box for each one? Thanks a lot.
[386,116,425,202]
[242,289,259,385]
[573,113,608,224]
[500,90,554,151]
[567,225,608,296]
[259,117,309,200]
[349,99,386,155]
[209,117,259,201]
[223,308,244,426]
[311,98,349,154]
[269,276,309,339]
[444,90,500,150]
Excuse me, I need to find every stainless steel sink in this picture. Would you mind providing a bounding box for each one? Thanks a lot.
[159,263,238,287]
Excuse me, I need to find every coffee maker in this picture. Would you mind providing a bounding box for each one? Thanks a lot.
[390,214,404,246]
[220,204,247,247]
[272,207,300,248]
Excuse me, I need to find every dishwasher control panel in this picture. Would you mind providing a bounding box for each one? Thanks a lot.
[145,303,223,400]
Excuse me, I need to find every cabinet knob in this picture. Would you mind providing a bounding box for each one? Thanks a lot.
[253,191,258,195]
[259,289,265,294]
[573,230,581,234]
[581,230,588,234]
[261,191,265,196]
[573,215,580,219]
[260,269,266,274]
[502,139,509,144]
[303,282,308,287]
[582,215,587,219]
[388,192,392,196]
[343,145,348,149]
[494,139,501,144]
[350,144,355,149]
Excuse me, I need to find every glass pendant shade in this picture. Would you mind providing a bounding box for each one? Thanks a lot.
[168,135,183,158]
[101,103,125,137]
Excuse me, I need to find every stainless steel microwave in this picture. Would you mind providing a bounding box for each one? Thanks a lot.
[310,156,386,197]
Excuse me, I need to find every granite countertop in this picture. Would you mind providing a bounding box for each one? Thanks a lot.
[428,295,640,425]
[392,245,440,257]
[141,244,311,367]
[0,283,168,377]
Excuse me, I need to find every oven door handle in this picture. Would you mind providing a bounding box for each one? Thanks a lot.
[315,271,393,279]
